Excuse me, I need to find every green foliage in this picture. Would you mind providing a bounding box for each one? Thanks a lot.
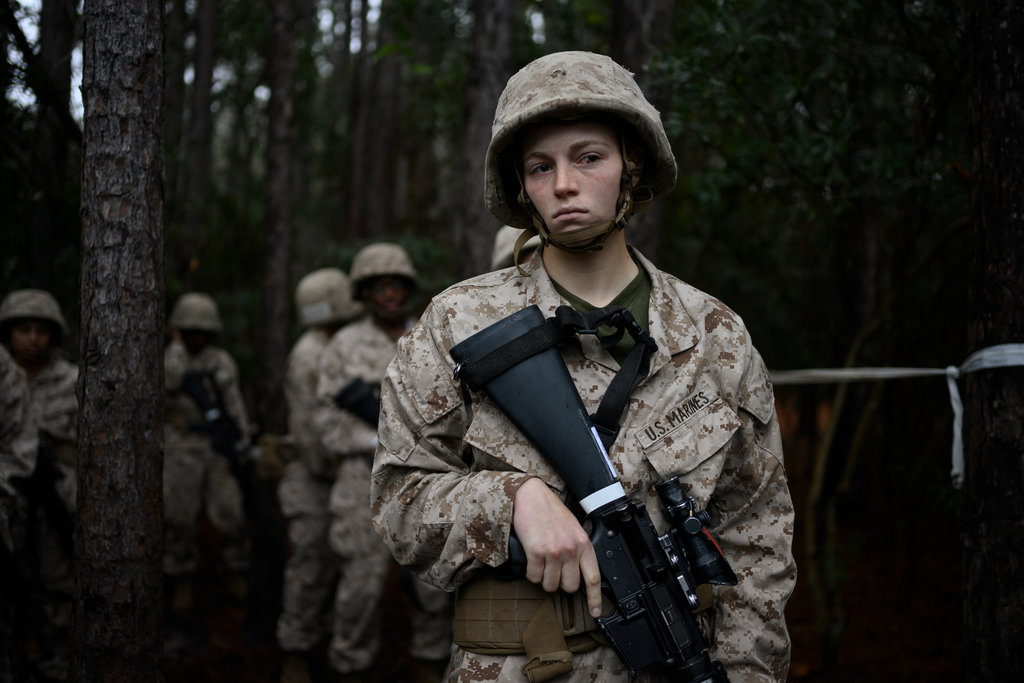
[652,0,970,373]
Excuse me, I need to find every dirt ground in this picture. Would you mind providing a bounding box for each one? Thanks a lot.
[161,497,962,683]
[162,405,964,683]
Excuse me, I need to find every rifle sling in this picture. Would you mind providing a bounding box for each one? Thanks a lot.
[455,305,656,452]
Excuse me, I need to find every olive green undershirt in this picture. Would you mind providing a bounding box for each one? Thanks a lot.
[551,261,651,365]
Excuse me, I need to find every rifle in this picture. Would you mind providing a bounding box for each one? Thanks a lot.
[450,305,736,682]
[181,370,248,476]
[0,441,75,670]
[180,370,284,643]
[332,377,382,427]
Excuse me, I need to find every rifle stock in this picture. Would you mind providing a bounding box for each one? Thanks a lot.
[451,305,734,682]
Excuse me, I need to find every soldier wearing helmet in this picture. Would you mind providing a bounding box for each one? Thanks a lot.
[163,292,253,613]
[490,225,542,272]
[312,243,452,681]
[276,268,364,681]
[0,288,78,680]
[371,52,796,682]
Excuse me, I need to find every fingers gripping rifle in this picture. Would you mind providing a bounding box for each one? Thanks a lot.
[450,305,737,682]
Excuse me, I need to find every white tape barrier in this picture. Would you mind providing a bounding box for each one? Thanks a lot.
[770,343,1024,489]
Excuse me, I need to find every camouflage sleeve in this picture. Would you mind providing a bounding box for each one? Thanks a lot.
[213,350,252,443]
[370,301,535,591]
[36,360,78,444]
[313,332,379,459]
[0,347,39,497]
[164,339,189,391]
[285,335,332,475]
[706,345,796,682]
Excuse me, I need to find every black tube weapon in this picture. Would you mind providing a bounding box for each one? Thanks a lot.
[451,305,736,681]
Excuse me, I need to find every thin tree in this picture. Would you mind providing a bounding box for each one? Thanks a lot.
[964,1,1024,679]
[75,0,165,679]
[456,0,516,278]
[260,0,295,438]
[179,0,217,286]
[610,0,674,260]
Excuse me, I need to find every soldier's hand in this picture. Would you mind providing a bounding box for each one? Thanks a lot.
[512,477,602,618]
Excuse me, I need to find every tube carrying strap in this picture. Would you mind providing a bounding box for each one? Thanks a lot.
[454,305,657,452]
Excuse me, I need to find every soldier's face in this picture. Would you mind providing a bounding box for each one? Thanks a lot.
[520,119,623,239]
[364,276,411,322]
[181,329,211,354]
[9,319,51,367]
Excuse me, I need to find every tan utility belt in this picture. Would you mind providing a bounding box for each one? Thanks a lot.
[454,573,604,682]
[454,571,715,682]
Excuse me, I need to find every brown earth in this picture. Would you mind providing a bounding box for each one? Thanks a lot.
[163,415,963,682]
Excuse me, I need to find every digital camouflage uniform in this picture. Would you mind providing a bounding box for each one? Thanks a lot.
[163,337,252,576]
[28,356,78,509]
[315,315,453,675]
[277,326,339,653]
[0,344,37,541]
[370,249,796,683]
[0,288,79,682]
[278,269,365,678]
[0,345,38,683]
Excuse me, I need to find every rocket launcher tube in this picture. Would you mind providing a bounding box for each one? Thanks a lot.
[451,305,734,682]
[451,305,626,510]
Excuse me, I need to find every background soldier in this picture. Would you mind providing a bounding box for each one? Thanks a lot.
[490,225,541,272]
[0,344,40,683]
[163,292,253,616]
[278,268,363,683]
[0,289,78,682]
[314,243,452,683]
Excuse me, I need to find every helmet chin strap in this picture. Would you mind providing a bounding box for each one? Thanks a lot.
[513,139,649,273]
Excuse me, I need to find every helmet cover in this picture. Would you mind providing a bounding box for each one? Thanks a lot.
[485,51,677,231]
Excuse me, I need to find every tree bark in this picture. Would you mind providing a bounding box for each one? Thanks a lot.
[964,1,1024,680]
[76,0,165,679]
[361,0,400,240]
[345,0,371,240]
[180,0,218,286]
[29,0,78,292]
[163,0,187,229]
[259,0,295,436]
[456,0,516,278]
[610,0,675,262]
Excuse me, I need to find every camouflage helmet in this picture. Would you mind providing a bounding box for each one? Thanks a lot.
[491,225,542,270]
[349,243,418,297]
[485,51,677,231]
[168,292,223,333]
[295,267,363,327]
[0,289,69,340]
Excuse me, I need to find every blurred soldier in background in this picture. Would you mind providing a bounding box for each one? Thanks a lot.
[0,344,39,683]
[163,292,253,615]
[489,225,541,272]
[0,289,78,682]
[314,243,452,683]
[278,268,364,683]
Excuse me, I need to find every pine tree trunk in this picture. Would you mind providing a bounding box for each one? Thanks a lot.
[610,0,675,261]
[180,0,217,286]
[457,0,516,278]
[964,1,1024,680]
[259,0,295,436]
[76,0,165,679]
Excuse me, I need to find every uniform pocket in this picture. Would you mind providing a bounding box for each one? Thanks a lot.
[462,399,565,492]
[633,391,741,486]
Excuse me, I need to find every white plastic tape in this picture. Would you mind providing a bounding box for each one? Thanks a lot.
[770,343,1024,489]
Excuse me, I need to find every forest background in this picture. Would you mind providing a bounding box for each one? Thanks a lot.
[1,0,987,680]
